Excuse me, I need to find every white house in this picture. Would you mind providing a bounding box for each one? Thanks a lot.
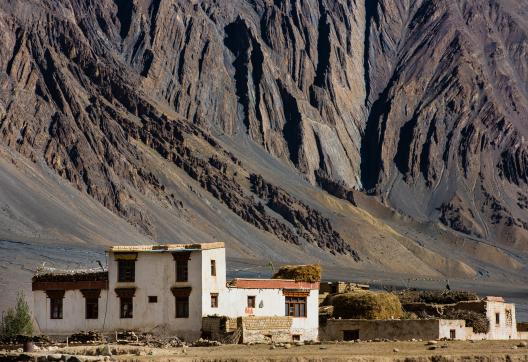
[32,242,319,342]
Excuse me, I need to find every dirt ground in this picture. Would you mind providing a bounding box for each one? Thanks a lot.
[6,340,528,361]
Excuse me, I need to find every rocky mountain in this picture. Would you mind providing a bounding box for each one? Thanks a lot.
[1,0,528,304]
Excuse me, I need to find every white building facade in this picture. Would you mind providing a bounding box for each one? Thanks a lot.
[32,243,319,342]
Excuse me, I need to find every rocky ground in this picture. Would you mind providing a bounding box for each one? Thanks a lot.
[1,340,528,361]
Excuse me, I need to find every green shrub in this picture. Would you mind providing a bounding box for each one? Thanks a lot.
[1,291,33,337]
[330,291,404,320]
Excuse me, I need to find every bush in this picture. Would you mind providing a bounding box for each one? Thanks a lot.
[0,291,33,337]
[330,291,404,320]
[272,264,321,282]
[397,290,479,305]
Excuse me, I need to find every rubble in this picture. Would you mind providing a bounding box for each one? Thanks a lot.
[191,338,222,347]
[68,332,104,345]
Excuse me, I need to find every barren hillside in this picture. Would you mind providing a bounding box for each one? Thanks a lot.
[0,0,527,315]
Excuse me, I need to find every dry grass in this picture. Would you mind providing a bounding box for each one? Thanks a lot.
[272,264,321,283]
[329,291,404,320]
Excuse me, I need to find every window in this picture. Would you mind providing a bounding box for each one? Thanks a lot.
[210,260,216,276]
[506,309,512,326]
[50,298,63,319]
[176,296,189,318]
[343,330,359,341]
[81,289,100,320]
[148,296,158,303]
[247,296,256,308]
[85,298,98,319]
[120,297,133,318]
[496,312,500,325]
[171,287,191,318]
[292,334,301,341]
[176,259,188,282]
[211,293,218,308]
[285,296,306,317]
[46,290,65,320]
[118,260,135,282]
[450,329,456,339]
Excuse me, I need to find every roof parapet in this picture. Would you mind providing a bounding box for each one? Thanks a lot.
[109,242,225,252]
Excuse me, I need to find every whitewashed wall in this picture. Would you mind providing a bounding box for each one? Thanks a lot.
[103,250,203,339]
[200,248,226,316]
[484,301,517,340]
[33,289,108,335]
[218,287,318,341]
[33,246,318,342]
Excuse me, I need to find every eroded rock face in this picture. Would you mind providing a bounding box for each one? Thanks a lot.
[0,0,527,254]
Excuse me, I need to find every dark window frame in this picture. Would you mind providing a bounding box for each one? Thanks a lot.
[176,296,189,318]
[247,296,256,308]
[210,260,216,276]
[495,312,500,325]
[120,297,133,318]
[211,293,218,308]
[118,260,135,282]
[85,297,98,319]
[148,296,158,303]
[176,259,188,282]
[50,298,63,319]
[285,296,307,317]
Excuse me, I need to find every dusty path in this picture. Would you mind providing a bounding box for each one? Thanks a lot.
[6,340,528,361]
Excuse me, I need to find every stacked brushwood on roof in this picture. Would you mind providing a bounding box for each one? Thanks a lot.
[397,290,479,304]
[326,291,404,320]
[32,267,108,283]
[272,264,321,283]
[396,290,489,333]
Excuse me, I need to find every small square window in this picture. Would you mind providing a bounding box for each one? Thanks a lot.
[247,296,256,308]
[292,334,301,341]
[148,296,158,303]
[211,293,218,308]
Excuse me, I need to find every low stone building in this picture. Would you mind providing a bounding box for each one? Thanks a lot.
[32,242,319,342]
[403,296,521,340]
[320,319,468,341]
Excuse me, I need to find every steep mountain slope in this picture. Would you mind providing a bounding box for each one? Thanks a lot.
[0,0,527,308]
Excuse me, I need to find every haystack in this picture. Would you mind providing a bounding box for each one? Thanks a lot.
[272,264,321,283]
[330,291,404,320]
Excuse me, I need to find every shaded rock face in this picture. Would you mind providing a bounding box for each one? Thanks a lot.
[0,0,527,255]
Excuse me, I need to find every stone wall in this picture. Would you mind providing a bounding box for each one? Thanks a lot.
[319,319,467,341]
[201,316,239,342]
[240,316,293,344]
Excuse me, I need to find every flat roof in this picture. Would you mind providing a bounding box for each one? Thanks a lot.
[109,242,225,252]
[229,278,319,290]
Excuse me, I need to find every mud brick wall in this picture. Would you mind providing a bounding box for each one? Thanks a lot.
[202,317,238,341]
[241,316,293,343]
[320,319,468,341]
